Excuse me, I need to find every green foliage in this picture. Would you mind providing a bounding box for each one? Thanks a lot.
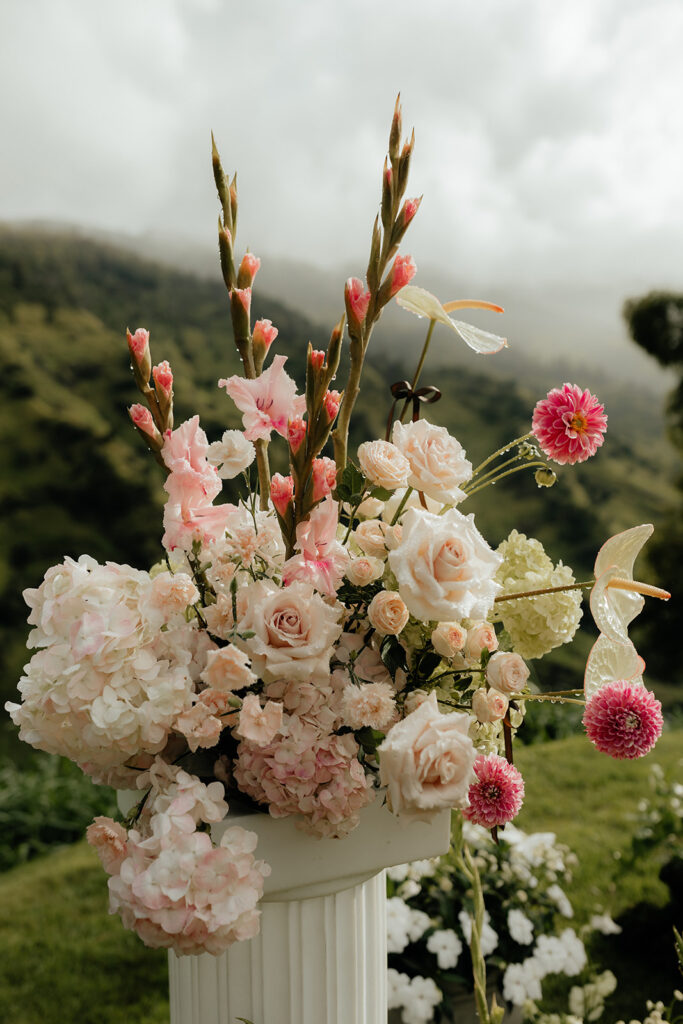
[0,755,116,871]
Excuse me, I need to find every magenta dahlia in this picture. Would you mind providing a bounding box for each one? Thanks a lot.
[583,680,663,759]
[532,383,607,465]
[463,754,525,829]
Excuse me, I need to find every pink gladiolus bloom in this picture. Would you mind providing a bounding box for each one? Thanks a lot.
[127,327,149,363]
[282,496,349,596]
[463,754,525,829]
[287,417,307,454]
[388,255,417,298]
[532,383,607,465]
[583,680,662,759]
[239,253,261,285]
[232,287,251,315]
[270,473,294,517]
[345,278,371,327]
[312,457,337,502]
[129,404,157,437]
[153,360,173,398]
[252,319,278,350]
[401,197,421,227]
[161,417,232,551]
[324,390,341,423]
[219,355,306,441]
[310,349,325,371]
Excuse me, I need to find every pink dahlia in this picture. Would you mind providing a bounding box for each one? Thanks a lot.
[583,680,662,759]
[463,754,525,829]
[532,383,607,465]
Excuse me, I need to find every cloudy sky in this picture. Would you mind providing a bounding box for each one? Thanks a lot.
[1,0,682,377]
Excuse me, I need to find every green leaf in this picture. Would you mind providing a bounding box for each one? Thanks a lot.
[370,486,393,501]
[333,461,365,503]
[380,634,408,677]
[355,727,385,755]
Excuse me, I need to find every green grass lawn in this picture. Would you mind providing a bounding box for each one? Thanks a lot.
[0,731,681,1024]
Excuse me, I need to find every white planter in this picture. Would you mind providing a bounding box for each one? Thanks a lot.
[167,798,452,1024]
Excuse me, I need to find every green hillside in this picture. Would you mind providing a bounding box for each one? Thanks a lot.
[1,227,679,758]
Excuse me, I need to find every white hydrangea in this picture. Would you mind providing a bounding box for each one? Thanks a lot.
[426,928,463,969]
[547,883,574,918]
[402,975,442,1024]
[503,958,544,1005]
[507,907,535,945]
[492,531,583,659]
[6,556,197,774]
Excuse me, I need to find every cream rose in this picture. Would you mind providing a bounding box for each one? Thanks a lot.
[346,556,385,587]
[236,580,343,682]
[486,651,530,695]
[358,440,410,491]
[392,419,472,505]
[207,429,256,479]
[378,692,477,821]
[353,519,390,558]
[431,621,466,659]
[464,621,499,662]
[388,507,502,623]
[356,496,385,519]
[368,590,410,636]
[471,687,509,723]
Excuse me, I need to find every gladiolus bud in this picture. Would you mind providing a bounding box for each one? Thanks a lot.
[153,360,173,399]
[323,389,341,424]
[237,252,261,289]
[287,417,307,455]
[127,327,151,382]
[309,349,325,372]
[230,287,251,345]
[129,404,162,449]
[312,457,337,502]
[400,197,421,228]
[270,473,294,517]
[387,254,417,298]
[389,95,402,162]
[253,319,278,350]
[345,278,371,332]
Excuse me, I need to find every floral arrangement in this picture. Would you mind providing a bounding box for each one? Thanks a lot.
[4,99,671,963]
[386,821,621,1024]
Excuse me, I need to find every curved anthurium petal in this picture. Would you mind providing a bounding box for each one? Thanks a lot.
[590,567,644,644]
[584,634,645,699]
[590,524,654,643]
[594,523,653,579]
[395,286,507,354]
[448,319,508,355]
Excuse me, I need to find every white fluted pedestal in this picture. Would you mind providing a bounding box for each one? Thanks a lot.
[168,800,452,1024]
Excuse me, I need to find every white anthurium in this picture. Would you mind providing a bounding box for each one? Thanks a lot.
[590,524,670,645]
[395,285,507,355]
[584,634,645,699]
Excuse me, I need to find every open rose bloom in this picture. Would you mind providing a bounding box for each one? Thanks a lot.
[4,100,669,959]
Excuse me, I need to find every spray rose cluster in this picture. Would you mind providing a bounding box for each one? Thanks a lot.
[6,99,668,962]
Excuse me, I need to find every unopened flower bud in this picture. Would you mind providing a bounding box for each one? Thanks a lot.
[237,252,261,289]
[127,327,151,381]
[400,197,421,228]
[387,254,417,299]
[253,318,278,351]
[389,95,402,162]
[309,349,325,372]
[345,277,371,332]
[312,457,336,502]
[230,287,251,344]
[270,473,294,517]
[323,389,341,424]
[287,417,307,455]
[152,360,174,428]
[535,467,557,488]
[129,404,162,448]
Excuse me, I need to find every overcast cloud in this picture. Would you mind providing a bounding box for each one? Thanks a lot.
[1,0,682,360]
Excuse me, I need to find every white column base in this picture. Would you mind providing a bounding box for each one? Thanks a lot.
[169,869,387,1024]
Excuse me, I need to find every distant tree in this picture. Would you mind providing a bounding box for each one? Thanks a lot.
[623,291,683,684]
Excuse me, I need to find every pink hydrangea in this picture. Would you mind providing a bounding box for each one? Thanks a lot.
[583,680,662,759]
[234,714,374,838]
[532,383,607,466]
[463,754,525,828]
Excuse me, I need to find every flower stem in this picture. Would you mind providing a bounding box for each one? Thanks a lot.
[470,431,534,479]
[513,693,586,706]
[462,452,526,493]
[463,460,548,499]
[495,580,594,603]
[399,319,437,423]
[389,486,414,526]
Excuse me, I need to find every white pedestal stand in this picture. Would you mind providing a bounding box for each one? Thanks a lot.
[168,800,451,1024]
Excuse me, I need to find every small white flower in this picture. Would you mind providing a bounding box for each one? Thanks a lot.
[589,913,622,935]
[426,928,463,969]
[508,907,534,945]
